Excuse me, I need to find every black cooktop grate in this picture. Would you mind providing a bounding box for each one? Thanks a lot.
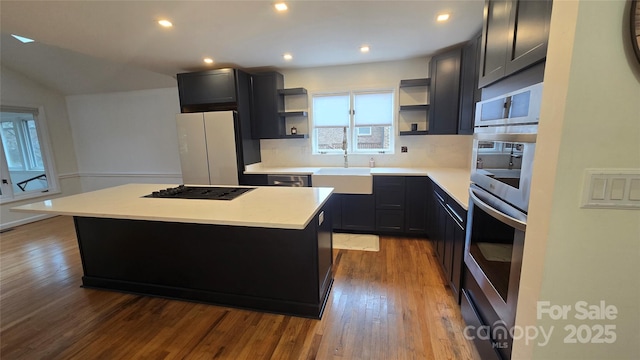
[143,185,255,200]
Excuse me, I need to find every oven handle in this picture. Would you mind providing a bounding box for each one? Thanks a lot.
[469,186,527,231]
[474,132,537,143]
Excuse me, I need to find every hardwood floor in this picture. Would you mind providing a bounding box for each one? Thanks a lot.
[1,216,479,359]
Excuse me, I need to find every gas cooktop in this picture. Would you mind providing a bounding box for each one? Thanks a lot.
[143,185,255,200]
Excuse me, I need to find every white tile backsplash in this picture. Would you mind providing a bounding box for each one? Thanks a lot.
[259,135,473,169]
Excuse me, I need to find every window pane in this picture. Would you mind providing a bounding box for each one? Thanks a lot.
[317,127,348,151]
[354,92,393,126]
[0,121,24,170]
[356,126,391,151]
[24,119,44,170]
[0,109,50,195]
[313,94,350,127]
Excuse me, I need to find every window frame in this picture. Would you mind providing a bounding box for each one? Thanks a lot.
[0,105,60,204]
[311,88,395,155]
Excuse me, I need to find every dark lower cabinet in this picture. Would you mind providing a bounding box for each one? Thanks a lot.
[240,174,268,186]
[332,194,375,232]
[376,210,404,232]
[375,176,405,233]
[373,176,429,235]
[404,177,429,235]
[428,179,467,302]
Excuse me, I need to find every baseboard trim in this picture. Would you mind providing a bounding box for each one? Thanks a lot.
[0,214,57,231]
[78,172,182,178]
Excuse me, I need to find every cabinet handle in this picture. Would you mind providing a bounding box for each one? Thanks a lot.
[434,191,445,204]
[445,203,465,226]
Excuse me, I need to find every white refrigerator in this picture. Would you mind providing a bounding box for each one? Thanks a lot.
[176,111,239,185]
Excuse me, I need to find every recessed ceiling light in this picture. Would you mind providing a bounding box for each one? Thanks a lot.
[360,45,370,53]
[11,34,34,43]
[203,58,214,64]
[283,53,293,61]
[274,2,288,12]
[436,13,450,22]
[158,19,173,27]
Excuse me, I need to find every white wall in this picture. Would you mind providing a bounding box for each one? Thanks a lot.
[0,65,82,229]
[514,1,640,358]
[65,88,183,191]
[262,57,473,168]
[64,58,473,190]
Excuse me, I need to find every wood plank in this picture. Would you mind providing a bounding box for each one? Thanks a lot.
[0,216,479,359]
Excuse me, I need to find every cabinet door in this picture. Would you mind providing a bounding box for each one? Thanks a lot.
[450,218,466,302]
[458,34,482,135]
[445,199,466,302]
[177,69,237,111]
[478,0,512,88]
[434,196,447,267]
[375,176,405,210]
[404,177,429,234]
[341,194,375,232]
[251,72,285,139]
[505,0,552,75]
[376,210,405,232]
[429,47,462,135]
[331,194,343,230]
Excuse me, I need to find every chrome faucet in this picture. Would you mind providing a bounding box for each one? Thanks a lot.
[342,126,348,168]
[508,152,522,170]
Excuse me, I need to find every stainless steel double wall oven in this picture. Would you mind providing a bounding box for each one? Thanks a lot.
[462,83,542,360]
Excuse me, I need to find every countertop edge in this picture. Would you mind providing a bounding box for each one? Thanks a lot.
[11,185,335,230]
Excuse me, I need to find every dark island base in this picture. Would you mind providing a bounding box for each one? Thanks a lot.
[73,205,333,319]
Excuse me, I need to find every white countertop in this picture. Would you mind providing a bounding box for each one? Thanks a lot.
[244,164,470,209]
[12,184,334,230]
[425,168,471,210]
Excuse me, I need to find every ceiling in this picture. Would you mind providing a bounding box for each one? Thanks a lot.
[0,0,484,95]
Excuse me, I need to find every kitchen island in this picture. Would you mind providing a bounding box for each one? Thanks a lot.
[13,184,334,318]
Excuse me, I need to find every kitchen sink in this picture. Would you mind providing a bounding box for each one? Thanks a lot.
[312,167,372,194]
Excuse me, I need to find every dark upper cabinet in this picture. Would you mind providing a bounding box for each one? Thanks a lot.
[478,0,552,88]
[251,72,285,139]
[478,0,511,88]
[429,47,462,135]
[458,33,482,135]
[505,0,553,75]
[177,68,239,113]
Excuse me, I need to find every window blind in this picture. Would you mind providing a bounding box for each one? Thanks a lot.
[312,94,350,128]
[353,91,393,127]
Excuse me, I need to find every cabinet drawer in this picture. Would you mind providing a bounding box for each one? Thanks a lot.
[375,176,405,210]
[375,188,405,210]
[374,176,405,187]
[376,210,404,232]
[460,289,502,360]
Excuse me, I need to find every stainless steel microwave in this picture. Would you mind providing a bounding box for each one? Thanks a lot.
[474,82,543,129]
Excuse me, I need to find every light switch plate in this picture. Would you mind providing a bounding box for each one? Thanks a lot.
[581,169,640,209]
